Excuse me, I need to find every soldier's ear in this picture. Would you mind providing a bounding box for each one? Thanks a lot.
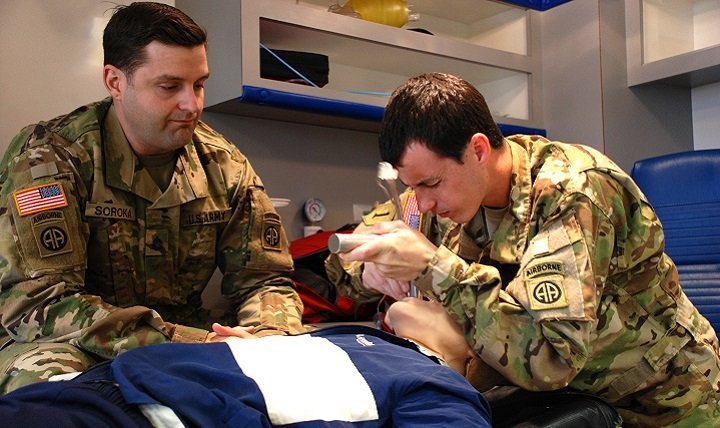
[103,65,124,100]
[469,133,491,165]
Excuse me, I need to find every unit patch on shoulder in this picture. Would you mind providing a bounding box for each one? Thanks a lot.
[31,211,73,258]
[13,182,68,216]
[524,259,568,311]
[262,215,282,252]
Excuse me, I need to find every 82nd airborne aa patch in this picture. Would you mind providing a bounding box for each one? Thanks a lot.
[262,215,282,252]
[31,210,73,258]
[524,259,569,311]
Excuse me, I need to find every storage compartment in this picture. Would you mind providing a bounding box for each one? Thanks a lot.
[626,0,720,87]
[642,0,720,63]
[178,0,543,132]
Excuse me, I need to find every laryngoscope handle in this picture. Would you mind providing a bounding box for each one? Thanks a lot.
[328,233,378,254]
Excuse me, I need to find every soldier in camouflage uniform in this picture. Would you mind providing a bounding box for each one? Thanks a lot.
[327,73,720,427]
[0,2,304,395]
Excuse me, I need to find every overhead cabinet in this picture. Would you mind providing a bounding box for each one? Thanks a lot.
[178,0,546,134]
[626,0,720,87]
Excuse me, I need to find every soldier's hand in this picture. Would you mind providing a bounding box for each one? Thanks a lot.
[205,323,256,342]
[340,220,436,281]
[362,262,410,300]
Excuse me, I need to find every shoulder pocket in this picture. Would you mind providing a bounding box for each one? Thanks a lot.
[11,176,86,276]
[510,218,587,322]
[246,188,292,271]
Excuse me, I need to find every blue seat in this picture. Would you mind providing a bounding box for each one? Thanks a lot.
[630,149,720,333]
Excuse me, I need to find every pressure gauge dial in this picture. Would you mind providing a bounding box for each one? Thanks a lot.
[303,198,327,222]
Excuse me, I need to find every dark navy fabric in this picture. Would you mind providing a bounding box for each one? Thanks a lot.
[0,362,151,428]
[0,327,491,427]
[111,326,491,427]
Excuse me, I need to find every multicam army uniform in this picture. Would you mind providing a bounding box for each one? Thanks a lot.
[327,135,720,427]
[0,99,304,394]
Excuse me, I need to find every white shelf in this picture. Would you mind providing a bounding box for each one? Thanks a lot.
[626,0,720,87]
[298,0,530,55]
[178,0,543,132]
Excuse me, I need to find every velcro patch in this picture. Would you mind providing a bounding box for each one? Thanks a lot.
[181,208,231,226]
[262,216,282,251]
[402,193,424,230]
[13,182,68,216]
[525,260,565,278]
[526,276,568,311]
[86,203,136,221]
[524,259,568,311]
[32,217,73,258]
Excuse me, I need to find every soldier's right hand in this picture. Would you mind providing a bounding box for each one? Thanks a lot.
[205,323,256,342]
[340,220,436,281]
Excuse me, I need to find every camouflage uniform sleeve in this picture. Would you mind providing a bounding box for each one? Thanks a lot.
[216,157,304,337]
[415,193,612,391]
[0,126,176,360]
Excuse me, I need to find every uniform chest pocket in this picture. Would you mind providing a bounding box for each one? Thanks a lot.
[84,213,140,305]
[85,201,139,304]
[172,208,231,303]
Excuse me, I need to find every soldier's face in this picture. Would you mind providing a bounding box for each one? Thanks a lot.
[397,141,487,224]
[112,41,209,156]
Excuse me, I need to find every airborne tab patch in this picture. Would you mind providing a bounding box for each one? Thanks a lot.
[524,259,568,311]
[13,182,68,216]
[525,260,565,278]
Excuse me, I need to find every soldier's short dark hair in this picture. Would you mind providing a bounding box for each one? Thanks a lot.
[103,2,207,79]
[379,72,504,166]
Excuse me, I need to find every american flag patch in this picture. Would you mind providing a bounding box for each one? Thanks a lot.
[402,193,422,229]
[13,182,68,216]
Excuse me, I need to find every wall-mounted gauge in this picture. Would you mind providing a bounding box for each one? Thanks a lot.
[303,198,326,223]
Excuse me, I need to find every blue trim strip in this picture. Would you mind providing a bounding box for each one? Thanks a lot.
[500,0,572,11]
[241,85,384,121]
[498,124,546,137]
[239,86,545,136]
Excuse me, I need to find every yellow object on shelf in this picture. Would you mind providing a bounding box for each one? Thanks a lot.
[344,0,409,28]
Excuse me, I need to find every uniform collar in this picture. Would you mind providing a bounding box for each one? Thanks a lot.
[486,137,534,264]
[103,104,208,207]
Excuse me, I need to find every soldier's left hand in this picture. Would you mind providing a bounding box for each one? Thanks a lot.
[362,261,411,300]
[339,220,436,281]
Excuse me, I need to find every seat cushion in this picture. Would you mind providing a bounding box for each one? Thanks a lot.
[631,149,720,332]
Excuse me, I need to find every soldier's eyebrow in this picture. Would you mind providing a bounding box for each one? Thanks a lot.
[152,74,181,82]
[152,73,210,82]
[401,175,439,189]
